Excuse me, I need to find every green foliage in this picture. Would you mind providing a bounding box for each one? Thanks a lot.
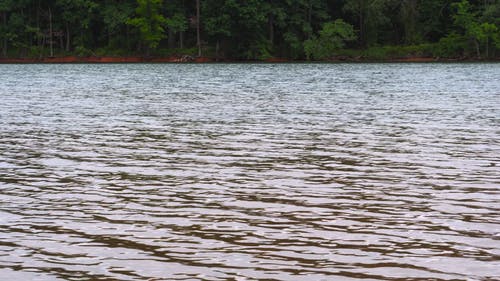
[75,45,93,57]
[202,0,233,38]
[343,0,392,46]
[5,12,24,44]
[94,47,131,57]
[244,40,272,60]
[304,20,356,60]
[400,0,420,44]
[102,2,134,34]
[202,0,270,59]
[452,0,500,58]
[56,0,97,28]
[165,13,187,33]
[434,33,468,58]
[154,47,198,57]
[361,46,389,60]
[56,0,98,50]
[417,0,452,42]
[283,32,303,59]
[127,0,167,50]
[0,0,499,59]
[27,46,44,58]
[478,22,499,44]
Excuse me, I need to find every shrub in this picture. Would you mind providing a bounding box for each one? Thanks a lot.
[433,33,468,58]
[304,19,356,60]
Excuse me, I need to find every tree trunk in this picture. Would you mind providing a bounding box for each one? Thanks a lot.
[485,37,489,58]
[403,0,418,44]
[37,0,42,53]
[215,39,219,61]
[126,25,130,51]
[180,31,184,48]
[65,22,70,51]
[2,12,7,58]
[108,30,112,48]
[168,28,175,48]
[21,8,27,57]
[196,0,201,56]
[307,1,312,38]
[269,14,274,44]
[49,7,53,57]
[359,1,365,47]
[474,39,481,59]
[41,30,45,57]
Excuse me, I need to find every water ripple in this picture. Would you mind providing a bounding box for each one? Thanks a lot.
[0,63,499,280]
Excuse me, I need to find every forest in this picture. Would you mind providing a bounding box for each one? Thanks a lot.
[1,0,499,61]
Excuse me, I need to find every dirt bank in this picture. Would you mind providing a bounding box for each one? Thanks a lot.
[0,55,497,64]
[0,56,214,64]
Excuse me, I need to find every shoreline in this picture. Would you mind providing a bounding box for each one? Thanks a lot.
[0,55,498,64]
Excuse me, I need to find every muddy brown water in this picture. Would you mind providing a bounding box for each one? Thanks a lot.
[0,63,499,280]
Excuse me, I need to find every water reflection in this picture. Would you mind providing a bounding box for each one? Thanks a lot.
[0,63,499,280]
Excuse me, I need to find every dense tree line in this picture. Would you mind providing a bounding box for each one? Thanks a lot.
[1,0,499,59]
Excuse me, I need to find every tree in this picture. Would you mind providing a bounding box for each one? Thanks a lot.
[417,0,453,43]
[0,0,498,60]
[452,0,499,58]
[479,22,499,57]
[270,0,329,58]
[0,1,15,57]
[304,19,356,60]
[479,0,500,57]
[196,0,201,56]
[0,0,32,57]
[343,0,392,47]
[56,0,97,51]
[128,0,167,54]
[162,0,188,48]
[164,13,187,48]
[201,0,232,58]
[202,0,269,59]
[400,0,419,44]
[101,0,135,50]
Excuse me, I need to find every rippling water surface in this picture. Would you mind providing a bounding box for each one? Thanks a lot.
[0,63,499,280]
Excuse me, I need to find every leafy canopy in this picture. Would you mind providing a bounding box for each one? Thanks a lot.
[127,0,167,49]
[304,19,356,60]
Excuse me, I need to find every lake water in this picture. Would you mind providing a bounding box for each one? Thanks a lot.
[0,63,499,280]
